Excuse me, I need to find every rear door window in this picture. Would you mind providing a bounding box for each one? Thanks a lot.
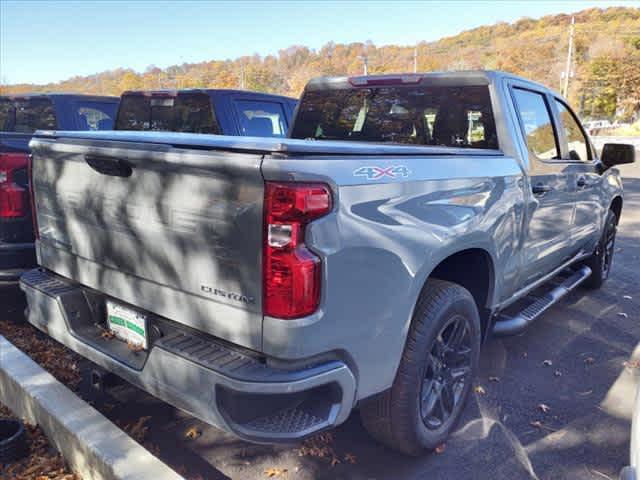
[74,101,118,130]
[115,93,220,134]
[290,85,498,149]
[512,88,559,160]
[234,100,287,137]
[0,98,57,133]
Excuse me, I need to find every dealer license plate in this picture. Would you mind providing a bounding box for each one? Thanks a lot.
[106,300,148,350]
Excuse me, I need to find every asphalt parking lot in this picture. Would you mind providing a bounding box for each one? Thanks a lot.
[2,159,639,480]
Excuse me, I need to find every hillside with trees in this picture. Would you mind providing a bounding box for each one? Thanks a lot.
[2,6,639,120]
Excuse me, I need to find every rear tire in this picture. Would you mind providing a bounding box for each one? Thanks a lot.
[360,279,481,456]
[583,209,617,289]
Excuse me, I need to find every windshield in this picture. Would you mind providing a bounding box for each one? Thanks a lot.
[290,85,498,149]
[115,92,221,134]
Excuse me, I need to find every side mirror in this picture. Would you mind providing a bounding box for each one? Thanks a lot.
[601,143,636,168]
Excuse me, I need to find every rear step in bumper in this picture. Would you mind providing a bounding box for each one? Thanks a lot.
[19,268,357,443]
[492,266,592,336]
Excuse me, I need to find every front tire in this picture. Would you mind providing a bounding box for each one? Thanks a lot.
[583,209,617,289]
[360,279,481,456]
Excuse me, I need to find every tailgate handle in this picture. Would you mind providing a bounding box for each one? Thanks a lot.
[85,155,133,177]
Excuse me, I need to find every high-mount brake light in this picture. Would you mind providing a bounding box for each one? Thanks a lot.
[0,153,29,219]
[126,91,177,98]
[263,182,332,319]
[348,74,424,87]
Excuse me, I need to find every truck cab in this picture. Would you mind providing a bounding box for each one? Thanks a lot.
[114,89,297,137]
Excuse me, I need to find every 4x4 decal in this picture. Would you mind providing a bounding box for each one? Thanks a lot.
[353,165,411,180]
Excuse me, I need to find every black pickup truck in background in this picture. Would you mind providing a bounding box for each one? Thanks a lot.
[0,93,119,283]
[115,89,297,136]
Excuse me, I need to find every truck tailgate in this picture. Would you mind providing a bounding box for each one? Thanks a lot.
[29,135,265,350]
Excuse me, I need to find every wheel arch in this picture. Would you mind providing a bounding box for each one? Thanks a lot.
[374,246,496,399]
[610,196,623,224]
[425,248,496,340]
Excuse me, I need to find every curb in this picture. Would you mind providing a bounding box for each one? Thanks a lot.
[0,335,185,480]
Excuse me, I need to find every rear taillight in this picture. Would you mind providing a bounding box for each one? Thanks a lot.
[263,182,332,319]
[0,153,29,218]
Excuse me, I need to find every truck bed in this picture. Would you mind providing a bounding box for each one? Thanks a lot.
[29,129,505,354]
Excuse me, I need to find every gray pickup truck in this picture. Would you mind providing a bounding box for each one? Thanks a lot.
[21,71,634,455]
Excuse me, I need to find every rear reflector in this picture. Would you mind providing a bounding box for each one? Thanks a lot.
[0,153,29,218]
[263,182,331,319]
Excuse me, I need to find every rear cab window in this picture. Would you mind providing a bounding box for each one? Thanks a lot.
[234,100,288,137]
[73,101,118,130]
[0,97,57,133]
[115,92,220,134]
[290,84,498,149]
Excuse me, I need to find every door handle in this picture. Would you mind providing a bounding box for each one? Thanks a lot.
[532,183,551,195]
[577,177,587,188]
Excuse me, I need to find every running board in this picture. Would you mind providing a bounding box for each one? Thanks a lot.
[492,265,592,336]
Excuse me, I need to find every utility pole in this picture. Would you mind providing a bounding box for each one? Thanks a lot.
[358,55,369,75]
[413,47,418,73]
[562,16,575,98]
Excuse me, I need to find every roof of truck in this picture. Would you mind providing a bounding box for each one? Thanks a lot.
[0,93,119,101]
[120,88,296,102]
[305,70,560,98]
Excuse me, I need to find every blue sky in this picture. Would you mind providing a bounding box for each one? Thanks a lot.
[1,0,639,85]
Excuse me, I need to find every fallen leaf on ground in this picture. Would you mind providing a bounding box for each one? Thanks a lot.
[474,385,486,395]
[265,467,287,477]
[435,443,446,454]
[624,360,640,370]
[577,389,593,396]
[617,312,629,318]
[623,295,633,300]
[185,426,201,439]
[554,370,562,377]
[584,357,596,365]
[344,453,357,464]
[330,456,340,467]
[125,415,151,443]
[298,431,335,460]
[538,403,551,414]
[127,340,145,352]
[100,329,116,340]
[543,359,553,366]
[489,376,500,382]
[522,352,528,358]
